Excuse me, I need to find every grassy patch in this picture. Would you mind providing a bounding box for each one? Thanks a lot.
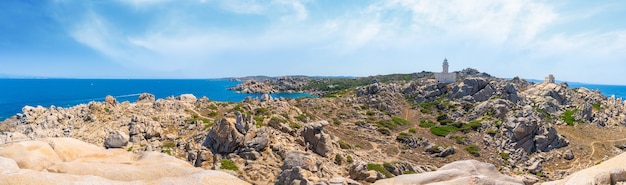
[294,114,308,122]
[403,170,417,174]
[367,163,394,178]
[377,128,391,136]
[408,128,417,133]
[201,118,210,123]
[255,107,269,115]
[220,159,239,171]
[208,104,218,110]
[592,102,602,111]
[253,116,265,127]
[430,125,458,137]
[376,120,396,129]
[396,132,412,142]
[392,117,411,125]
[465,144,480,157]
[486,129,498,136]
[562,109,580,126]
[162,141,176,148]
[419,119,436,128]
[127,147,133,152]
[207,111,218,117]
[289,122,302,129]
[436,113,453,125]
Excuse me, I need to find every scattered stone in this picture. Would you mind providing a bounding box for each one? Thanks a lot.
[103,130,129,148]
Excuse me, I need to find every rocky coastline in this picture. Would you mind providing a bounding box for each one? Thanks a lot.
[2,70,626,184]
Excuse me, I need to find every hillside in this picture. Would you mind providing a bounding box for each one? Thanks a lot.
[1,69,626,184]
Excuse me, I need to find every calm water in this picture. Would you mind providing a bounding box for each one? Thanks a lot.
[0,79,312,120]
[1,79,624,120]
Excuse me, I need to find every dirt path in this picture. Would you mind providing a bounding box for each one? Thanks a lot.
[563,136,626,171]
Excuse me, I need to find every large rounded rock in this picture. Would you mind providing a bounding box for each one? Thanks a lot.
[301,121,333,157]
[202,118,245,154]
[0,138,250,185]
[0,140,61,171]
[104,130,129,148]
[373,160,523,185]
[137,93,155,103]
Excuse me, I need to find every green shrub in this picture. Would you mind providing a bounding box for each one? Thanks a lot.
[403,170,417,174]
[436,114,453,125]
[378,128,391,136]
[465,144,480,157]
[486,129,498,136]
[500,152,510,160]
[592,102,602,110]
[419,119,435,128]
[396,132,412,142]
[333,118,341,125]
[392,117,410,125]
[255,107,269,115]
[201,118,210,123]
[203,121,214,130]
[562,109,580,126]
[367,163,394,178]
[453,136,467,144]
[338,140,351,149]
[127,147,133,152]
[430,126,458,137]
[335,154,344,165]
[207,111,218,117]
[104,108,110,112]
[253,116,264,127]
[164,149,171,155]
[346,155,354,163]
[408,128,417,133]
[208,104,218,110]
[366,111,376,116]
[220,159,239,171]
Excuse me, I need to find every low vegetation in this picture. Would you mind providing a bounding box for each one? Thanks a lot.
[220,159,239,171]
[562,109,580,126]
[367,163,394,178]
[465,144,480,157]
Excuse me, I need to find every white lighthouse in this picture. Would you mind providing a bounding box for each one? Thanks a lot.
[434,58,456,83]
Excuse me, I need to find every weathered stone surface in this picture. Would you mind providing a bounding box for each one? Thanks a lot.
[349,161,370,181]
[373,160,523,185]
[0,138,249,185]
[105,95,118,105]
[177,94,197,103]
[137,93,155,103]
[0,140,61,171]
[301,121,333,157]
[202,118,245,154]
[449,78,489,100]
[543,152,626,185]
[564,149,574,160]
[104,130,129,148]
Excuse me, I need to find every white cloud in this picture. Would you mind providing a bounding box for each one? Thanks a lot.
[54,0,626,83]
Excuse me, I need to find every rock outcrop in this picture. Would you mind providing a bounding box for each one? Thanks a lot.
[0,138,248,185]
[301,121,333,157]
[104,130,129,148]
[373,160,524,185]
[543,152,626,185]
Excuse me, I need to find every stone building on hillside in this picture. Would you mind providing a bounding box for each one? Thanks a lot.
[545,74,555,83]
[435,58,457,83]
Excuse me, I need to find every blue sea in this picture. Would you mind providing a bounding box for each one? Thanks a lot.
[0,79,312,120]
[0,79,625,121]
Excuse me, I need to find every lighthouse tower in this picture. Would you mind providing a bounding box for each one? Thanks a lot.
[434,58,456,83]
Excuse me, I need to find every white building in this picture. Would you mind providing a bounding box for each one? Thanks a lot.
[435,58,456,83]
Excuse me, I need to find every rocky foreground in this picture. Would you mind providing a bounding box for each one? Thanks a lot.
[2,70,626,184]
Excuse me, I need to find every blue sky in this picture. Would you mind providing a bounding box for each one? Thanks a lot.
[0,0,625,85]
